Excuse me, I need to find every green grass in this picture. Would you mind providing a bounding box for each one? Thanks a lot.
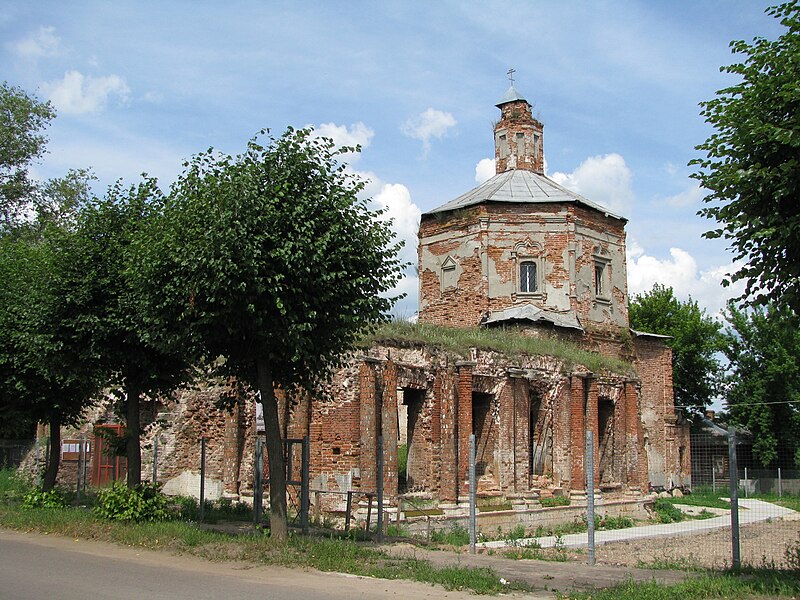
[539,495,571,508]
[429,524,471,546]
[364,321,635,376]
[558,571,800,600]
[672,489,800,513]
[667,489,731,510]
[0,469,526,595]
[754,492,800,512]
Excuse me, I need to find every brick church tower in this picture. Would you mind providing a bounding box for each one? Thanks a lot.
[417,80,630,339]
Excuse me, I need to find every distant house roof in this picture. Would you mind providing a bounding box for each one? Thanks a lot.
[482,303,584,332]
[423,168,626,222]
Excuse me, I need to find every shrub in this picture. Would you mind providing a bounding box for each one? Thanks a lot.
[596,514,635,530]
[653,497,684,523]
[22,487,67,509]
[430,524,470,546]
[94,482,173,523]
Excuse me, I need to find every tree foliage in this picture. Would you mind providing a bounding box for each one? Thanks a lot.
[66,178,191,486]
[0,227,105,488]
[629,283,724,417]
[134,127,403,538]
[722,304,800,467]
[692,2,800,313]
[0,82,56,229]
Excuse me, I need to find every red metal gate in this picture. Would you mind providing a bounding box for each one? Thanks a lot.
[92,424,127,486]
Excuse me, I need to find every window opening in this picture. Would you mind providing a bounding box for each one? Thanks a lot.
[594,263,606,297]
[520,260,537,293]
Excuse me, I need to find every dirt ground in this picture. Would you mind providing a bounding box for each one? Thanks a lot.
[580,520,800,570]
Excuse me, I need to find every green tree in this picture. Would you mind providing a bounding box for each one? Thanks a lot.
[0,82,56,229]
[629,284,724,417]
[68,177,192,486]
[722,304,800,467]
[0,228,104,489]
[692,2,800,313]
[134,128,403,539]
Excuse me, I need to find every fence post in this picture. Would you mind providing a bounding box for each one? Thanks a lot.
[744,466,748,498]
[35,436,41,487]
[469,433,476,554]
[254,438,263,525]
[377,435,384,542]
[778,467,782,497]
[586,430,596,566]
[199,437,207,522]
[301,435,310,535]
[728,426,740,570]
[153,437,158,484]
[344,490,353,533]
[76,435,84,503]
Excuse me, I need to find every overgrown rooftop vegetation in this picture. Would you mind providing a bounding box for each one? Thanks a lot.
[363,321,636,377]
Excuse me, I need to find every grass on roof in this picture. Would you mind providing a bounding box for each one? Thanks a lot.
[362,321,635,377]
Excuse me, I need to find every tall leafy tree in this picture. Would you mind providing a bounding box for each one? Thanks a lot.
[0,227,104,489]
[722,304,800,467]
[0,82,56,230]
[629,283,724,417]
[692,2,800,313]
[134,128,403,539]
[69,178,192,486]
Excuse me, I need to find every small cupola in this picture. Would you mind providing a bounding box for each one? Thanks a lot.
[494,71,544,175]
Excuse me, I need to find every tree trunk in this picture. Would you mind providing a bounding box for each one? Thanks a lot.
[256,357,288,540]
[126,378,142,487]
[42,414,61,491]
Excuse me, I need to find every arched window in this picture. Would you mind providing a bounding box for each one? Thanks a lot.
[519,261,537,293]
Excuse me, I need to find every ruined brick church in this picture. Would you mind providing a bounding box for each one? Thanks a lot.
[49,82,690,514]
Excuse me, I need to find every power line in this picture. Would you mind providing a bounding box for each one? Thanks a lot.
[676,399,799,409]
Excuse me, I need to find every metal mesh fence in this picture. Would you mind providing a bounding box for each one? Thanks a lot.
[621,431,800,571]
[541,431,800,570]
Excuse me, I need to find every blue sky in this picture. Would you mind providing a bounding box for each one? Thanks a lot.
[1,1,784,318]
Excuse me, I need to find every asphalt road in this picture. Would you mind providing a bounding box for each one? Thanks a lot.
[0,530,507,600]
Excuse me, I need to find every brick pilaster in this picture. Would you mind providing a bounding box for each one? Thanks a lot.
[586,376,600,487]
[456,361,476,497]
[222,401,241,496]
[358,357,381,492]
[381,360,399,501]
[438,367,458,502]
[569,375,586,490]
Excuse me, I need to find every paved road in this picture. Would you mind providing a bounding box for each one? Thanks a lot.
[0,530,506,600]
[478,498,800,549]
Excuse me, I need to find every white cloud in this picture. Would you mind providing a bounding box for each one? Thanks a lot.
[311,122,374,164]
[475,158,495,183]
[10,26,62,60]
[551,153,633,217]
[627,239,746,317]
[401,107,456,157]
[358,173,421,317]
[663,181,705,208]
[42,70,130,114]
